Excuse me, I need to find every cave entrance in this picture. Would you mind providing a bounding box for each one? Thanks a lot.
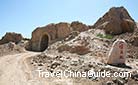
[40,34,49,51]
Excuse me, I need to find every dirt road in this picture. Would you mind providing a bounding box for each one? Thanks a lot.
[0,52,99,85]
[0,52,41,85]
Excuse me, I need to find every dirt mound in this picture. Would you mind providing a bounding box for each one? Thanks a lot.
[57,44,90,55]
[0,42,25,57]
[0,32,23,45]
[94,6,136,35]
[71,21,89,32]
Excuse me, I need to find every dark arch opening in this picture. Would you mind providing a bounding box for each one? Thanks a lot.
[40,34,49,51]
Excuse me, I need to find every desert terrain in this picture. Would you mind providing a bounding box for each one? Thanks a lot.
[0,7,138,85]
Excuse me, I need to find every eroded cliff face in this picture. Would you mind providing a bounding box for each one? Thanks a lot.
[94,6,136,35]
[0,32,23,45]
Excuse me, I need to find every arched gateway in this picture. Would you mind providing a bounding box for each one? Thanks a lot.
[39,34,49,51]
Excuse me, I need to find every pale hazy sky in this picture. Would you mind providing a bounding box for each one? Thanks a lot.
[0,0,138,38]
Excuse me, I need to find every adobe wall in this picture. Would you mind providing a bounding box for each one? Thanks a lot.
[27,21,89,52]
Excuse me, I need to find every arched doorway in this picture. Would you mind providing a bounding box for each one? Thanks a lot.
[40,34,49,51]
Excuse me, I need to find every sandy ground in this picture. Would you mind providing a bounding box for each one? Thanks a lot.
[0,52,99,85]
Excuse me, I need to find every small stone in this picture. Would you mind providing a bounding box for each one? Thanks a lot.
[117,79,124,85]
[88,63,93,68]
[106,81,114,85]
[131,74,138,81]
[66,56,70,59]
[123,77,128,83]
[113,78,125,85]
[70,61,78,66]
[38,63,43,66]
[51,62,60,69]
[97,62,103,66]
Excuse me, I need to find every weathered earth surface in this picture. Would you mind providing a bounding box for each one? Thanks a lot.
[28,21,89,52]
[94,6,136,35]
[0,6,138,85]
[0,42,25,57]
[129,36,138,46]
[0,26,138,85]
[71,21,89,32]
[29,26,138,84]
[0,52,40,85]
[0,32,23,45]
